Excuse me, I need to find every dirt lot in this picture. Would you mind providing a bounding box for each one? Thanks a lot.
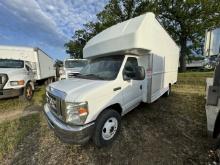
[1,72,219,165]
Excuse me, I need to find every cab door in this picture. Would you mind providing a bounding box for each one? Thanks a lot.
[122,57,144,113]
[25,62,34,81]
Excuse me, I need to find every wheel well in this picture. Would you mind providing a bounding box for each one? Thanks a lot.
[213,111,220,138]
[26,80,34,90]
[103,103,123,115]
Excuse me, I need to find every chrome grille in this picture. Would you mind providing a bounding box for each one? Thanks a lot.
[47,92,62,117]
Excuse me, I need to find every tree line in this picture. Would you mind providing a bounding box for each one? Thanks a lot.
[64,0,220,72]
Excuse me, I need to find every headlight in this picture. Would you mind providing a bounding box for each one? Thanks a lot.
[63,102,89,125]
[10,80,25,86]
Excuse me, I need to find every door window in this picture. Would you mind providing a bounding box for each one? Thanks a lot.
[123,57,139,80]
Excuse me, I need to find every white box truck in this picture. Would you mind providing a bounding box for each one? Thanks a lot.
[0,45,55,100]
[59,58,88,80]
[44,12,180,146]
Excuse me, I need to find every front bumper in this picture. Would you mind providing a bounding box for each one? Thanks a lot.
[0,88,23,99]
[43,103,95,144]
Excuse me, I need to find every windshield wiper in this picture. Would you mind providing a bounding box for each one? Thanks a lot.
[84,74,105,80]
[75,73,104,80]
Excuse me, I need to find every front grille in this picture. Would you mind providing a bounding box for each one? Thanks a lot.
[47,92,62,118]
[0,74,8,89]
[68,73,78,78]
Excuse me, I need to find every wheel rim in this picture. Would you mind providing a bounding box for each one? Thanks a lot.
[102,117,118,140]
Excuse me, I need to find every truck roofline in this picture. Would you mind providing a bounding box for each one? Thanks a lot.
[0,45,54,60]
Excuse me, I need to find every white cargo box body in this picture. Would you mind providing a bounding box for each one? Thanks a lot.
[0,46,55,80]
[84,12,180,103]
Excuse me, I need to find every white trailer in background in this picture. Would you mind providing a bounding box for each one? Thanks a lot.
[0,45,55,100]
[44,12,180,146]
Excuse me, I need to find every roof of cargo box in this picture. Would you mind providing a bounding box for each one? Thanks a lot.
[0,45,53,60]
[83,12,166,58]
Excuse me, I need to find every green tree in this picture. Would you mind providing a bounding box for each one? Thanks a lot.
[153,0,220,71]
[65,0,153,59]
[65,0,220,72]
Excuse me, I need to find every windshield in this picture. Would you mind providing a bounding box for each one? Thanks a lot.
[0,59,24,68]
[65,60,87,68]
[78,55,124,80]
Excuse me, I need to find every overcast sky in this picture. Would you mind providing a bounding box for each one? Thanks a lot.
[0,0,108,60]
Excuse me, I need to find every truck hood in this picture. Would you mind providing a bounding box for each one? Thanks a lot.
[49,78,109,101]
[0,68,25,76]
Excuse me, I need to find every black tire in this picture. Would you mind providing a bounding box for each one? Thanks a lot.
[164,84,171,97]
[23,83,34,101]
[92,109,121,147]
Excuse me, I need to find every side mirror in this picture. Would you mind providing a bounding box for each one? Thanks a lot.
[123,66,136,80]
[136,66,145,80]
[123,66,145,80]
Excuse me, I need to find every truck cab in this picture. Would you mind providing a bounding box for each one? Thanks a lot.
[44,54,145,146]
[59,59,88,80]
[0,59,35,100]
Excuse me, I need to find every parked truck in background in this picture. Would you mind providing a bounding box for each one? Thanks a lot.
[0,45,55,100]
[43,12,180,147]
[205,27,220,139]
[59,59,88,80]
[204,27,220,70]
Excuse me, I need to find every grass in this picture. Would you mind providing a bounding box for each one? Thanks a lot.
[178,71,214,86]
[0,71,215,163]
[0,86,46,113]
[0,113,40,160]
[0,86,46,161]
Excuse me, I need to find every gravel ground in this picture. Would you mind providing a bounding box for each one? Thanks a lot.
[2,82,216,165]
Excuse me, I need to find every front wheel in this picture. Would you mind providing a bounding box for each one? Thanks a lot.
[92,109,121,147]
[24,83,34,101]
[164,84,171,97]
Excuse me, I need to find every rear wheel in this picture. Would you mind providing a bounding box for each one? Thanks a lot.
[164,84,171,97]
[92,109,121,147]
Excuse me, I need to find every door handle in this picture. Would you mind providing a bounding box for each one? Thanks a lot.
[113,87,121,91]
[140,85,142,90]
